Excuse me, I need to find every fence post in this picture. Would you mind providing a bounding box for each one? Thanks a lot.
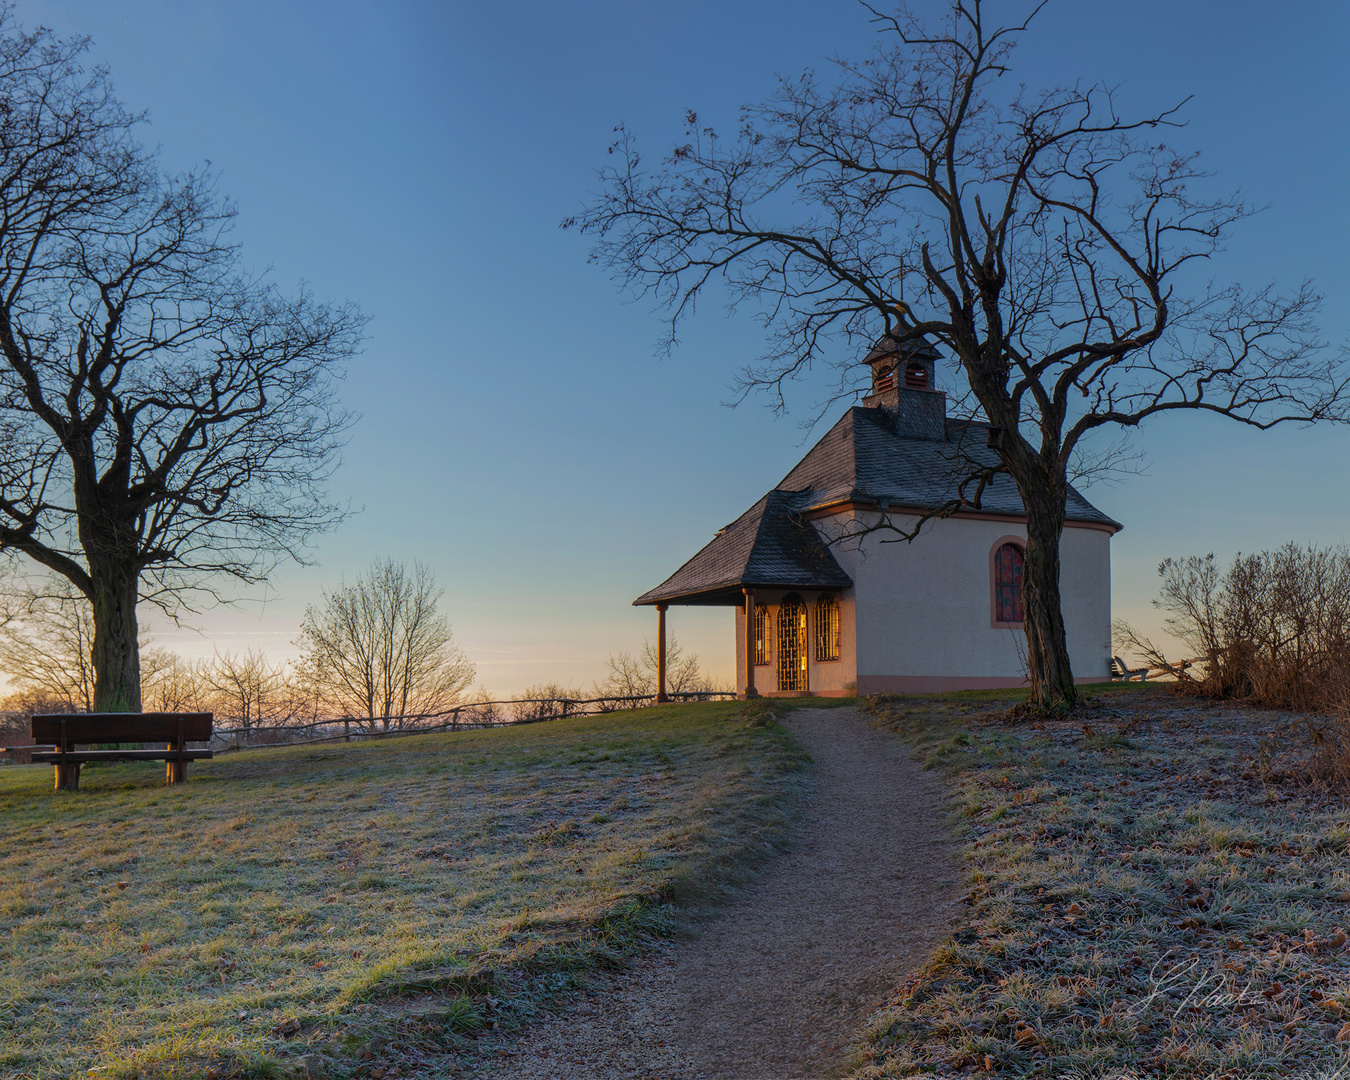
[452,707,460,733]
[343,716,350,743]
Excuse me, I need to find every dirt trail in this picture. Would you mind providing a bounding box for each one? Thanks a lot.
[473,706,960,1080]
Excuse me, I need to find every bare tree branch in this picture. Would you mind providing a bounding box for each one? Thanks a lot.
[0,14,365,708]
[568,0,1349,706]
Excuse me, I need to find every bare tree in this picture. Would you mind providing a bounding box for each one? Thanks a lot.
[0,576,96,710]
[0,16,364,712]
[0,689,78,742]
[196,648,290,733]
[568,1,1350,706]
[511,682,584,722]
[595,635,707,699]
[598,649,650,698]
[140,648,205,714]
[297,558,476,730]
[645,637,705,694]
[459,685,503,728]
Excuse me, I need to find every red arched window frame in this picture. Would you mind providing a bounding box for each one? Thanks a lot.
[990,538,1025,627]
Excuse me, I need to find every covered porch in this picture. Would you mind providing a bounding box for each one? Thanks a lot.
[633,491,855,700]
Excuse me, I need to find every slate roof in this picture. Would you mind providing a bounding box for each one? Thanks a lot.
[633,489,853,606]
[634,405,1121,607]
[779,407,1121,526]
[864,330,942,366]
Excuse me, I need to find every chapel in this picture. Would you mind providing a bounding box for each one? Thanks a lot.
[634,332,1120,697]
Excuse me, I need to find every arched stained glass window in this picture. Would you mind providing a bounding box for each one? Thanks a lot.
[994,543,1025,624]
[753,605,771,666]
[815,594,840,661]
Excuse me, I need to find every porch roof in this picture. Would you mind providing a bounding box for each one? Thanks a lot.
[633,489,852,607]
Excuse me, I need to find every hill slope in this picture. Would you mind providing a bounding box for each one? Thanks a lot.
[0,701,806,1079]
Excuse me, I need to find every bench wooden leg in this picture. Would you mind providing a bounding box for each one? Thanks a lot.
[54,763,81,791]
[166,759,188,785]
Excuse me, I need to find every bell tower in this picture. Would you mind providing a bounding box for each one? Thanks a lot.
[861,329,946,440]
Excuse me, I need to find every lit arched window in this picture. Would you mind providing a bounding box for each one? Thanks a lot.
[777,594,808,692]
[994,543,1025,624]
[753,605,771,666]
[904,361,928,389]
[815,594,840,661]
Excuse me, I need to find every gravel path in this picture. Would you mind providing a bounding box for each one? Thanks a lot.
[473,706,959,1080]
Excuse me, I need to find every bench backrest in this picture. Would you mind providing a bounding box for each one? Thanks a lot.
[31,713,214,746]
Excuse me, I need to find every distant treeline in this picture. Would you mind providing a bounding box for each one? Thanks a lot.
[0,558,729,741]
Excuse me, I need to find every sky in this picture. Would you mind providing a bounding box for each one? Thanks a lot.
[8,0,1350,695]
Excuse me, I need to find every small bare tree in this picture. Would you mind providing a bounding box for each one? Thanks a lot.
[598,650,650,698]
[569,0,1350,707]
[140,648,206,714]
[459,686,503,728]
[297,558,475,730]
[595,635,706,700]
[0,576,96,711]
[512,682,584,722]
[198,648,288,734]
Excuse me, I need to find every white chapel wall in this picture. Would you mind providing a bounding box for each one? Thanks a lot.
[818,511,1112,693]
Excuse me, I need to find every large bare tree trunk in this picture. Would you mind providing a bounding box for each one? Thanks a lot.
[89,561,141,713]
[1015,474,1076,708]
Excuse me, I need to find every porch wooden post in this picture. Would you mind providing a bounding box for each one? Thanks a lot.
[742,588,759,699]
[655,604,670,703]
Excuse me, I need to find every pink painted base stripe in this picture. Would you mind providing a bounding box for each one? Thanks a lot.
[857,674,1104,694]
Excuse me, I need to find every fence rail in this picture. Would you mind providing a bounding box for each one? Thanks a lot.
[208,691,737,751]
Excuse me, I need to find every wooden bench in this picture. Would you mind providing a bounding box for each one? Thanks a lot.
[1111,656,1149,682]
[30,713,214,791]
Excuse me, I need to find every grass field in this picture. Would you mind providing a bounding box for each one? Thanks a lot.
[0,700,807,1079]
[852,687,1350,1078]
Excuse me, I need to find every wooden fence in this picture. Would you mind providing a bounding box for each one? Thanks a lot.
[208,690,738,752]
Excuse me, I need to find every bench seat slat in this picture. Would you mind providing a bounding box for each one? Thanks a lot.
[30,749,214,763]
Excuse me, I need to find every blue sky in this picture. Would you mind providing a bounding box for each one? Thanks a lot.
[12,0,1350,693]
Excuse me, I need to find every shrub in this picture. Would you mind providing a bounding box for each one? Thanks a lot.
[511,684,583,723]
[1120,543,1350,712]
